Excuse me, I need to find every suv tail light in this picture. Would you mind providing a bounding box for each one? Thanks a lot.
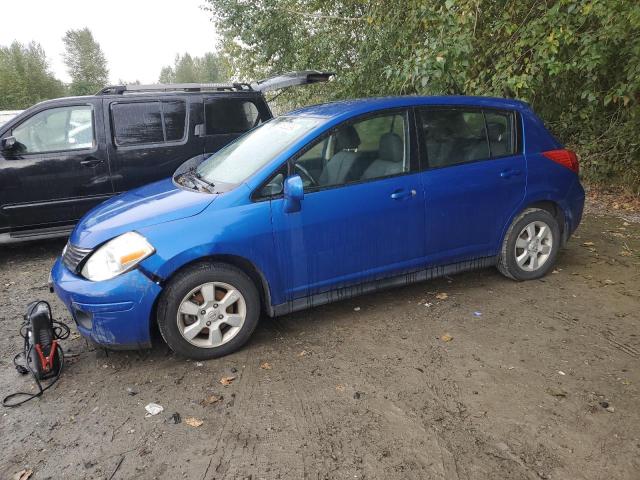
[542,149,579,174]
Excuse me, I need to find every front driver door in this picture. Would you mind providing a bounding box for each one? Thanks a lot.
[269,109,427,303]
[0,101,112,231]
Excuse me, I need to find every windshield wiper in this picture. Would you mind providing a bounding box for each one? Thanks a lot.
[192,172,216,192]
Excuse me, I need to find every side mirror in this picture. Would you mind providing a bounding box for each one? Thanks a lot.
[283,175,304,213]
[1,136,16,151]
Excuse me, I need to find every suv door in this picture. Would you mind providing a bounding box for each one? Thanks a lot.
[0,100,112,232]
[417,107,526,263]
[201,95,270,154]
[268,109,426,302]
[104,96,201,193]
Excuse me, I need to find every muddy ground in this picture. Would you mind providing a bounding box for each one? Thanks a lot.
[0,206,638,480]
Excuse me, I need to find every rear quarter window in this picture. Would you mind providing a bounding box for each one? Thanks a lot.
[205,98,263,135]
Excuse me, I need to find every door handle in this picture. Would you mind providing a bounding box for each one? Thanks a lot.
[390,189,417,200]
[80,157,103,167]
[499,169,522,179]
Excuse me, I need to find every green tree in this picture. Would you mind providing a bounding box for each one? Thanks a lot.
[158,52,229,83]
[206,0,640,190]
[62,28,109,95]
[0,41,65,109]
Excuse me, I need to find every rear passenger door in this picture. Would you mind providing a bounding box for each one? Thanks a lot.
[104,97,200,193]
[201,96,269,154]
[418,107,526,263]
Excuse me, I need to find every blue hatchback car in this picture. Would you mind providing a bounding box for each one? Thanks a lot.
[51,96,584,359]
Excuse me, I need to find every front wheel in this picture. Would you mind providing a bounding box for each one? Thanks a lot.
[157,262,260,359]
[497,208,560,281]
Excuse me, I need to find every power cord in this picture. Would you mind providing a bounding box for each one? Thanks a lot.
[3,301,70,408]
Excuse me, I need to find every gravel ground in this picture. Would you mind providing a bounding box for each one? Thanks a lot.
[0,208,639,480]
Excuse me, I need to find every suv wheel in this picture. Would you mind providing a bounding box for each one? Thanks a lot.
[157,262,260,359]
[497,208,560,281]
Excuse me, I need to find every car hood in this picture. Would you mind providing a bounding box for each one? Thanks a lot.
[69,179,215,248]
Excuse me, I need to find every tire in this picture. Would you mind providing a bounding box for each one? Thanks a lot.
[157,262,260,359]
[497,208,560,281]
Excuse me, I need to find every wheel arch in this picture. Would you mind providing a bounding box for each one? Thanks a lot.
[154,254,275,319]
[501,198,568,251]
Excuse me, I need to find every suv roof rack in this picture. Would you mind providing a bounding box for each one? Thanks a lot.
[96,82,254,95]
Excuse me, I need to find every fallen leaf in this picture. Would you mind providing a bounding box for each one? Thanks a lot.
[335,384,345,392]
[13,470,33,480]
[546,387,568,397]
[435,292,448,300]
[582,241,595,247]
[440,333,454,342]
[260,362,272,370]
[184,417,203,427]
[200,394,222,406]
[298,350,309,357]
[219,375,236,386]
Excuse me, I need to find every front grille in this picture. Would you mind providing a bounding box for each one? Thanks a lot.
[62,242,93,273]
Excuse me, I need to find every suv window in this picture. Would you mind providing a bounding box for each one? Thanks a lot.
[294,112,409,190]
[205,98,262,135]
[419,107,516,168]
[111,100,187,146]
[12,105,94,154]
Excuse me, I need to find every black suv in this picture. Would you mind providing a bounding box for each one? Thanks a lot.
[0,71,331,243]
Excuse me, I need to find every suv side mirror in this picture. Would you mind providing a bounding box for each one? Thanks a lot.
[1,136,16,151]
[283,175,304,213]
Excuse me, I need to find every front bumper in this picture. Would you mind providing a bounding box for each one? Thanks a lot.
[51,258,162,349]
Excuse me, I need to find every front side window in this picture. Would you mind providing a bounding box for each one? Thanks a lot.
[111,100,186,146]
[419,107,516,168]
[12,105,94,154]
[205,98,263,135]
[195,116,321,185]
[293,111,409,190]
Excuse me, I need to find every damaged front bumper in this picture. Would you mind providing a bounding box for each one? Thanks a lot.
[50,258,162,349]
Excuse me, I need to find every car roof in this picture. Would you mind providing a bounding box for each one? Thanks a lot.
[29,90,261,108]
[286,96,529,121]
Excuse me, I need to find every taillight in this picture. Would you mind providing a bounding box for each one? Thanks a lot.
[542,149,579,174]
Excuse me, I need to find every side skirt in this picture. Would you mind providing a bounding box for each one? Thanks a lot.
[272,256,496,317]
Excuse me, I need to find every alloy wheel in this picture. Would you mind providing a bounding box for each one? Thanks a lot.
[514,220,553,271]
[176,281,246,348]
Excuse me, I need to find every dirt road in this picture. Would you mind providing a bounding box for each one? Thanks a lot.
[1,208,638,480]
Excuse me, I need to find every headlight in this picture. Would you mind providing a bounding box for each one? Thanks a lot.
[81,232,155,281]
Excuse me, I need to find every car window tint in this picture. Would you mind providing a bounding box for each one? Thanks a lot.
[485,111,514,157]
[294,111,409,190]
[12,105,94,154]
[420,108,490,167]
[112,102,164,145]
[111,100,187,146]
[205,98,262,135]
[163,101,186,141]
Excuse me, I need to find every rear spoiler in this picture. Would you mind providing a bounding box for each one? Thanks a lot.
[251,70,334,93]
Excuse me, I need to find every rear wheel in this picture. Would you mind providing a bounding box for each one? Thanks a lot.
[497,208,560,281]
[157,262,260,359]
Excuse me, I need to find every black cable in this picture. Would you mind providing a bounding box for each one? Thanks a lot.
[2,301,69,408]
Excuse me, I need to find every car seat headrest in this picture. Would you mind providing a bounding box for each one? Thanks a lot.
[379,133,404,163]
[335,125,361,151]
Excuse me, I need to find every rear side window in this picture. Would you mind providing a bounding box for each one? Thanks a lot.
[111,100,186,146]
[205,98,262,135]
[419,108,516,168]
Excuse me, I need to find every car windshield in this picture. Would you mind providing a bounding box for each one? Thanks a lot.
[195,116,321,185]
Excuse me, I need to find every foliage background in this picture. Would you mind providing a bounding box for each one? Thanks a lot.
[206,0,640,191]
